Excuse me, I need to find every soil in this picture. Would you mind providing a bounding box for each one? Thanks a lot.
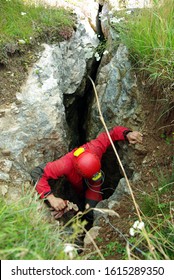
[0,2,173,260]
[0,29,74,106]
[0,45,41,106]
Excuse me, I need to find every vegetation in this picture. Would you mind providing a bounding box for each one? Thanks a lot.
[128,159,174,260]
[0,0,75,63]
[0,0,173,260]
[113,2,174,259]
[0,188,85,260]
[113,0,174,99]
[0,0,74,43]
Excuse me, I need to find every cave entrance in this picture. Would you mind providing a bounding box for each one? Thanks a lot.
[60,3,126,206]
[63,70,123,202]
[101,145,123,199]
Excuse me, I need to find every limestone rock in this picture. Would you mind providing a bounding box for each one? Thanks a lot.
[0,11,99,189]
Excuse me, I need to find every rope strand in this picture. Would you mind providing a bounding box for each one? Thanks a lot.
[88,76,156,259]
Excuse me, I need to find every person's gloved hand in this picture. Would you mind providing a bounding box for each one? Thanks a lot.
[126,131,143,144]
[50,206,69,219]
[50,200,79,219]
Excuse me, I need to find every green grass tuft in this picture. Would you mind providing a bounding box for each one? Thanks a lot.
[0,190,82,260]
[114,0,174,88]
[0,0,75,44]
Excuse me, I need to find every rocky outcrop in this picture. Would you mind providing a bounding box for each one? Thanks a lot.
[0,44,69,192]
[0,15,99,199]
[0,0,144,210]
[86,43,141,140]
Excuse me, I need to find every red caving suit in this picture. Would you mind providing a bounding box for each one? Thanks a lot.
[36,126,129,202]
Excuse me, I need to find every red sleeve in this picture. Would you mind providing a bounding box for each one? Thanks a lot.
[84,126,130,159]
[36,126,130,198]
[35,155,71,199]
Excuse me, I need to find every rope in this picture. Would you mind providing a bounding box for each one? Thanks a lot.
[88,76,156,259]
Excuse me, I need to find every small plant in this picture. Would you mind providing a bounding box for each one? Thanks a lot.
[96,236,103,243]
[103,241,126,258]
[160,132,174,146]
[157,157,174,194]
[94,40,107,61]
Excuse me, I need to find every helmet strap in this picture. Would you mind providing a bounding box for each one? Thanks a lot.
[85,170,105,189]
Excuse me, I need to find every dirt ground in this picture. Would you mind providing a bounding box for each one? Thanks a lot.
[0,28,74,106]
[0,3,173,259]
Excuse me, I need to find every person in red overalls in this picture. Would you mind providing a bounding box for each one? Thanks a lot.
[31,126,143,220]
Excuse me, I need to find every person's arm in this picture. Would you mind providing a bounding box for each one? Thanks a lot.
[84,126,129,158]
[84,126,142,158]
[35,156,71,210]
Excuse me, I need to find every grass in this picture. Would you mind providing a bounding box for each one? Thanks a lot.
[0,189,84,260]
[113,0,174,90]
[0,0,75,44]
[128,214,174,260]
[127,159,174,260]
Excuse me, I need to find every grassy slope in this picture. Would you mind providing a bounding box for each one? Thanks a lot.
[115,0,174,93]
[0,0,74,42]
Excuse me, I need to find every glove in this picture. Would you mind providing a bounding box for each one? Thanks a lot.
[50,200,79,219]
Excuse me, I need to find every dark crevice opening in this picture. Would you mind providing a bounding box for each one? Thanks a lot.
[77,60,101,145]
[63,56,101,150]
[96,4,105,41]
[64,4,106,149]
[101,145,123,200]
[63,3,127,202]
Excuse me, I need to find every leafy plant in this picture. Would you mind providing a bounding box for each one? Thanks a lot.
[103,241,126,258]
[160,132,174,146]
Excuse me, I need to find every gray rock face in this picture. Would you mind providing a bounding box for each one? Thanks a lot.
[0,15,99,195]
[0,44,69,186]
[56,19,99,95]
[87,43,140,140]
